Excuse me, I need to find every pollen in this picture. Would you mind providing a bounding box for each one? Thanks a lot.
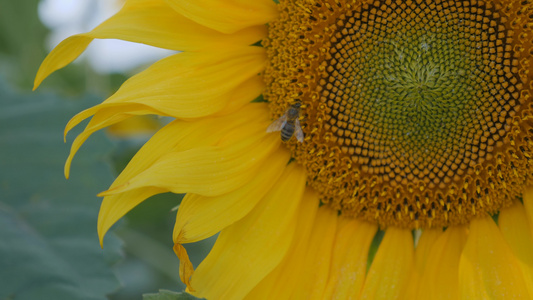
[264,0,533,228]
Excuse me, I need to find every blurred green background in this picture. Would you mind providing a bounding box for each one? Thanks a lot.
[0,1,214,299]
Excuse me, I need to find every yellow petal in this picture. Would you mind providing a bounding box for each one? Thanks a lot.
[65,105,154,178]
[293,206,339,299]
[110,0,265,50]
[100,132,278,198]
[413,229,442,271]
[98,48,265,119]
[165,0,278,34]
[67,47,266,126]
[404,228,443,300]
[107,115,160,138]
[109,104,269,188]
[97,187,165,246]
[34,36,93,90]
[97,104,270,243]
[359,227,414,300]
[63,49,266,178]
[248,205,338,300]
[189,163,307,299]
[173,147,290,244]
[459,215,530,299]
[213,76,266,117]
[523,187,533,234]
[322,217,378,300]
[499,201,533,297]
[243,188,319,300]
[416,226,467,300]
[34,0,266,89]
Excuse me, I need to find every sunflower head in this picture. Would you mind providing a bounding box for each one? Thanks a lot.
[265,0,533,229]
[34,0,533,299]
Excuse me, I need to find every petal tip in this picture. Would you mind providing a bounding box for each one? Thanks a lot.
[64,164,71,180]
[33,65,48,91]
[97,218,108,249]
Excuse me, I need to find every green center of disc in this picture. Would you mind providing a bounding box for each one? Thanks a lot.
[361,23,472,164]
[322,2,516,186]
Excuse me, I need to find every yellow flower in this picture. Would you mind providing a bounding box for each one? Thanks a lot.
[35,0,533,299]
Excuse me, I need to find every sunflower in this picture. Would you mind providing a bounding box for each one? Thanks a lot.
[35,0,533,298]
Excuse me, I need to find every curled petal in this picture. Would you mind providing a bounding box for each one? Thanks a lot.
[64,48,266,178]
[97,104,271,243]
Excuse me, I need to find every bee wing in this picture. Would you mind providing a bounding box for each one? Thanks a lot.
[266,114,288,133]
[295,118,304,143]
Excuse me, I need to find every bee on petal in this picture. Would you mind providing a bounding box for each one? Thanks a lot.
[267,102,304,143]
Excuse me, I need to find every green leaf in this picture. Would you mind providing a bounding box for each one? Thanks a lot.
[0,78,122,300]
[143,290,203,300]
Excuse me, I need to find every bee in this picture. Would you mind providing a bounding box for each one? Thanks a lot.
[267,102,304,142]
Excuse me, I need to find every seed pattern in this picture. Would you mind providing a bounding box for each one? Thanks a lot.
[264,0,533,228]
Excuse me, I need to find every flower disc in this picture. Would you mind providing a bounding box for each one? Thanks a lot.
[265,0,533,228]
